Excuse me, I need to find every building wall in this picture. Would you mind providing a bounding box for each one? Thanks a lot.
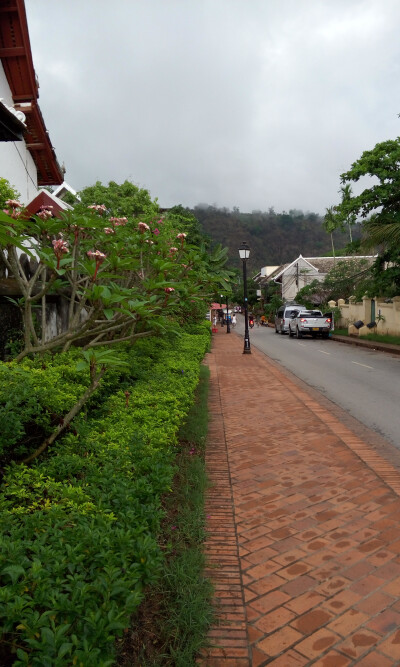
[333,296,400,336]
[281,258,322,301]
[0,63,38,204]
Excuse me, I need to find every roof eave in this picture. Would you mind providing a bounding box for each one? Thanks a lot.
[0,0,64,185]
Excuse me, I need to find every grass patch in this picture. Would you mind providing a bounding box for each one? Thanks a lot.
[118,364,214,666]
[360,332,400,345]
[333,329,400,345]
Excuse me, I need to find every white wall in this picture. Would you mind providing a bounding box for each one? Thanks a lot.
[0,63,38,204]
[282,258,322,301]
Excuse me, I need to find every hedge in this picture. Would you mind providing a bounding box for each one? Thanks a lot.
[0,324,210,666]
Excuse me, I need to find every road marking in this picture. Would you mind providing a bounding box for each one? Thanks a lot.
[297,343,306,346]
[352,361,374,369]
[318,350,331,355]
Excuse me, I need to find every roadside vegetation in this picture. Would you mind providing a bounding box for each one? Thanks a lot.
[118,364,213,666]
[0,179,230,665]
[0,328,211,665]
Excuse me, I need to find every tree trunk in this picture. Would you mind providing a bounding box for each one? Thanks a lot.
[21,368,106,465]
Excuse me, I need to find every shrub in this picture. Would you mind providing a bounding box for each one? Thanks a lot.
[0,329,210,665]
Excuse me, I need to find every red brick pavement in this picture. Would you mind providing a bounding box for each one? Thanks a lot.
[199,332,400,666]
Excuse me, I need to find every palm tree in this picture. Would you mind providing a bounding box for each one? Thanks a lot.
[339,184,356,244]
[362,212,400,249]
[323,206,338,262]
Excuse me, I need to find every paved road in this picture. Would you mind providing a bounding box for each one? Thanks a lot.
[232,317,400,448]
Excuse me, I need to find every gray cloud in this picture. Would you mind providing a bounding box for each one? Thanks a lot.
[26,0,400,214]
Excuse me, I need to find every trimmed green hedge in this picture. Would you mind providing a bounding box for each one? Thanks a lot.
[0,325,210,666]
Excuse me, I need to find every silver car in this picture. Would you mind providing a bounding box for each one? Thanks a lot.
[275,304,302,334]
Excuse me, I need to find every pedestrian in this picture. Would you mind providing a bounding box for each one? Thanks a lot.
[213,314,217,327]
[232,313,237,327]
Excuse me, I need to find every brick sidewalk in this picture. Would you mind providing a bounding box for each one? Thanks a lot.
[200,332,400,666]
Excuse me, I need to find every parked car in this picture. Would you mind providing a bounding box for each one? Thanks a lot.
[275,304,303,334]
[288,310,333,339]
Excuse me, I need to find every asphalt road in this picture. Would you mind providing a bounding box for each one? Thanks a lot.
[233,317,400,448]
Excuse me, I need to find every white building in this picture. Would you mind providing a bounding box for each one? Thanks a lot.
[0,0,63,203]
[254,255,377,302]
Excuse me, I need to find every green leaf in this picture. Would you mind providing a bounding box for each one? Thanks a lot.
[2,565,25,584]
[16,648,30,664]
[75,361,89,371]
[57,642,73,659]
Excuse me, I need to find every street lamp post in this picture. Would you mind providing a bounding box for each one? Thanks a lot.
[239,242,251,354]
[226,294,231,333]
[221,294,231,333]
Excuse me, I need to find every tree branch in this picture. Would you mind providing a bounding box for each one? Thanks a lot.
[21,367,106,464]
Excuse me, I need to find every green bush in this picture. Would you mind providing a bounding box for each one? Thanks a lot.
[0,329,210,665]
[0,358,88,461]
[0,348,134,463]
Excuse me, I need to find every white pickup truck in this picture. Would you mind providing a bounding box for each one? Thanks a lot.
[288,309,333,339]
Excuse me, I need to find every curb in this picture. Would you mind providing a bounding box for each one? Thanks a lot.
[331,334,400,355]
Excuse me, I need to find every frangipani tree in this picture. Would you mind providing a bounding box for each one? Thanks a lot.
[0,200,231,362]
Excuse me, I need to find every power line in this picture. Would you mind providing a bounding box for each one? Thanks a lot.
[13,141,38,190]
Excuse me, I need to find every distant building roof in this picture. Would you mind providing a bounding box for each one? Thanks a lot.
[53,181,80,201]
[256,254,377,283]
[25,188,73,218]
[303,256,376,273]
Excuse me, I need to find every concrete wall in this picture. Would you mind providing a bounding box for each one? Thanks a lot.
[330,296,400,336]
[0,63,38,204]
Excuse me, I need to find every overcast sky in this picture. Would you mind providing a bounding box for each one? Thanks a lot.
[26,0,400,215]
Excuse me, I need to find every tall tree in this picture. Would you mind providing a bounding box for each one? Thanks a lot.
[323,206,337,260]
[337,136,400,249]
[77,180,158,218]
[338,184,357,243]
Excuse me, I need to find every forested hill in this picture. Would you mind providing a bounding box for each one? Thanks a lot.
[191,205,352,273]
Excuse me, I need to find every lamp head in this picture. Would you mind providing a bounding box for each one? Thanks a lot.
[238,242,250,261]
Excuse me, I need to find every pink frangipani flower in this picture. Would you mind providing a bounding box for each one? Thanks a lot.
[88,204,107,214]
[5,199,23,219]
[52,239,69,269]
[5,199,21,209]
[177,232,187,249]
[87,250,107,261]
[109,217,128,226]
[87,249,107,280]
[163,286,175,305]
[37,209,53,220]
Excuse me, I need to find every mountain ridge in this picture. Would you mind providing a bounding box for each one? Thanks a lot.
[191,205,355,274]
